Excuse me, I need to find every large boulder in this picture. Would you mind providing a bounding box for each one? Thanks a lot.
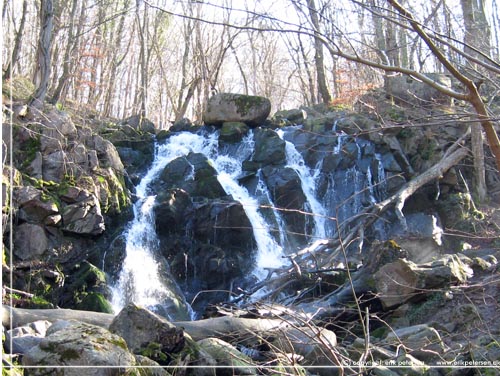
[22,320,136,374]
[374,254,474,309]
[203,93,271,127]
[109,303,185,362]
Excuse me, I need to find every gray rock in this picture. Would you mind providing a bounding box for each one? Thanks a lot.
[61,193,105,235]
[15,186,59,223]
[5,320,51,354]
[13,223,48,260]
[22,320,135,375]
[386,73,453,106]
[93,135,125,173]
[384,324,448,360]
[274,108,307,124]
[120,114,156,134]
[40,110,77,154]
[42,150,66,182]
[203,93,271,127]
[109,303,185,355]
[27,151,43,179]
[251,128,286,166]
[374,254,473,309]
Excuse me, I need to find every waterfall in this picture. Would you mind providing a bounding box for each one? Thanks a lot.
[276,129,327,239]
[111,127,389,314]
[110,132,218,317]
[111,130,286,313]
[211,133,286,276]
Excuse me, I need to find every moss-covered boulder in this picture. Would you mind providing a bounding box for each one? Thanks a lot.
[22,320,136,374]
[109,303,185,362]
[219,121,249,144]
[203,93,271,127]
[75,292,114,314]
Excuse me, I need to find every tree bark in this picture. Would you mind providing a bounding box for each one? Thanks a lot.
[50,0,78,104]
[29,0,54,109]
[3,0,27,80]
[306,0,332,104]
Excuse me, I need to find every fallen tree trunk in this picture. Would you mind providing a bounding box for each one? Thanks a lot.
[2,306,114,329]
[2,306,340,368]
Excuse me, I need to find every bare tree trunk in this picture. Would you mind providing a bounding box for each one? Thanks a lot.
[135,1,148,120]
[460,0,492,201]
[29,0,54,109]
[3,0,27,80]
[50,0,78,104]
[306,0,332,104]
[103,0,131,117]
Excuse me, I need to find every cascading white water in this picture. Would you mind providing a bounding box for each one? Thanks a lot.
[111,132,218,315]
[112,131,287,312]
[212,133,286,276]
[276,129,327,239]
[255,170,290,248]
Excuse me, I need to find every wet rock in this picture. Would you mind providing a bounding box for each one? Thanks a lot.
[22,320,135,374]
[155,188,193,234]
[203,93,271,127]
[109,303,185,358]
[169,117,194,133]
[261,166,308,246]
[219,121,250,144]
[250,128,286,167]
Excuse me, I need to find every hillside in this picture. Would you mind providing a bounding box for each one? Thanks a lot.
[2,78,500,375]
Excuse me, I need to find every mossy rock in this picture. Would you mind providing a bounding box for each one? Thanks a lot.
[219,121,249,143]
[2,76,35,101]
[203,93,271,127]
[75,292,114,314]
[69,261,107,289]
